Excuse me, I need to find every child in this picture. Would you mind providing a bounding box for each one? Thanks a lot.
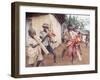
[26,28,45,67]
[40,23,56,63]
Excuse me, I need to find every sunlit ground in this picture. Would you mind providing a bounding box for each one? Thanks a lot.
[26,42,89,67]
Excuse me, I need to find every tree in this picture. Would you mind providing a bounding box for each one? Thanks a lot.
[64,15,90,30]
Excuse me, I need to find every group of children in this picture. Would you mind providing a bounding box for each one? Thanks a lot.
[26,23,83,67]
[26,23,58,67]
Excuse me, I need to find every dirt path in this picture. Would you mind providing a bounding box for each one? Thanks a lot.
[26,42,89,67]
[42,42,89,67]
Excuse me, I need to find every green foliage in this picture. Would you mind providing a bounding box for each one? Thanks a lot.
[65,15,89,30]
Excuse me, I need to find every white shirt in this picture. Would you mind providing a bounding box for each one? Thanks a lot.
[26,35,37,48]
[69,31,78,39]
[40,31,49,46]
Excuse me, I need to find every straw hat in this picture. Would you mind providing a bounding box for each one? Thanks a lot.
[42,23,49,29]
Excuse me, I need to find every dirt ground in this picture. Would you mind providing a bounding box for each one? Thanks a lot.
[26,42,89,67]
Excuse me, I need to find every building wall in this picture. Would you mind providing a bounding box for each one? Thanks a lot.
[31,14,62,44]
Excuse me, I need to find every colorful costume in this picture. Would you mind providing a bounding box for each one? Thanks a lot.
[66,31,82,61]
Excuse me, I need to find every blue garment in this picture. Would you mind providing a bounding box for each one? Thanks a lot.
[46,45,54,54]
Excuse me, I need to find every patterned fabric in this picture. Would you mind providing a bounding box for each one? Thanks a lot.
[66,31,81,58]
[26,36,43,65]
[40,31,49,46]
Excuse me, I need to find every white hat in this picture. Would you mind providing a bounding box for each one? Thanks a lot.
[42,23,49,28]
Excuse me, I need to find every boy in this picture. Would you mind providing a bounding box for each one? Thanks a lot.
[26,28,48,67]
[40,23,56,63]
